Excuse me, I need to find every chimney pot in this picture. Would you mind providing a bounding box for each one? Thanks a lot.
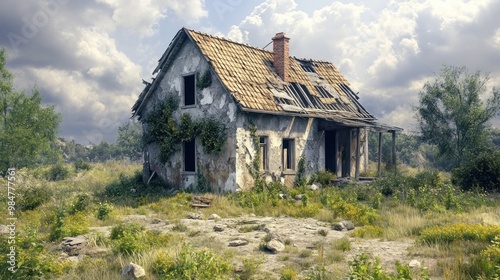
[272,32,290,82]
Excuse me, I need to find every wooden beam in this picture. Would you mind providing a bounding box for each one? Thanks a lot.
[355,128,361,180]
[377,132,382,177]
[364,129,369,173]
[335,130,341,177]
[347,129,352,177]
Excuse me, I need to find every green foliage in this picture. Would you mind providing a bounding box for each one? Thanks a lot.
[415,65,500,169]
[239,257,264,280]
[452,149,500,192]
[143,96,227,162]
[294,156,307,188]
[152,246,231,279]
[418,224,500,245]
[96,202,113,220]
[346,253,428,280]
[74,158,91,171]
[50,208,89,241]
[0,227,65,279]
[308,170,336,186]
[110,222,144,240]
[115,120,143,160]
[0,49,62,172]
[352,225,384,238]
[46,162,70,181]
[281,265,298,280]
[18,185,53,211]
[371,170,486,212]
[199,117,227,154]
[196,69,212,89]
[69,193,91,214]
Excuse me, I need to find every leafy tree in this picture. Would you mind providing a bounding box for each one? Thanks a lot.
[115,121,142,160]
[415,65,500,169]
[0,49,61,172]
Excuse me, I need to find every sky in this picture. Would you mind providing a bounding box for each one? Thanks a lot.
[1,0,499,144]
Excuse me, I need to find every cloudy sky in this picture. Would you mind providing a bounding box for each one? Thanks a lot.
[1,0,499,144]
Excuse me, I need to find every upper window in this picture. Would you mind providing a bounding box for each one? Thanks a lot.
[282,139,295,170]
[259,136,268,171]
[183,74,196,106]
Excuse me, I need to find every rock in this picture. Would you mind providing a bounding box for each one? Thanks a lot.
[61,235,89,256]
[121,262,146,279]
[67,256,81,263]
[294,194,304,200]
[266,240,285,254]
[208,214,221,220]
[409,260,421,268]
[130,188,136,193]
[308,183,321,190]
[249,213,256,217]
[333,221,355,231]
[187,212,202,220]
[278,193,287,199]
[265,175,273,184]
[228,239,249,247]
[213,224,225,232]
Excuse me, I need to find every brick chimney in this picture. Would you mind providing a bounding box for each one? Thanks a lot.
[272,32,290,82]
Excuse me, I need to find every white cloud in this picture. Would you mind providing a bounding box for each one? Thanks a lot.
[97,0,208,36]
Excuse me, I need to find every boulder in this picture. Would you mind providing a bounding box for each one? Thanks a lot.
[213,224,225,232]
[266,240,285,254]
[308,183,321,190]
[294,194,304,200]
[61,235,89,256]
[228,239,249,247]
[208,214,221,220]
[409,260,421,268]
[121,262,146,280]
[333,221,355,231]
[187,212,202,220]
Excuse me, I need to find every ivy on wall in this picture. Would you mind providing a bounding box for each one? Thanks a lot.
[196,69,212,89]
[143,96,227,163]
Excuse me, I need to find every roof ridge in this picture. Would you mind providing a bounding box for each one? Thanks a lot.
[185,28,275,54]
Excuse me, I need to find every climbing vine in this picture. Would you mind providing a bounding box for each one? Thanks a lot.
[196,69,212,89]
[143,96,227,163]
[248,124,266,191]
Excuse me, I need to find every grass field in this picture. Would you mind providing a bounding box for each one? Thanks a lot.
[1,161,499,279]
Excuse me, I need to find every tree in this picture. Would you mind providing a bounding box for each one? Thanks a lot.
[115,121,143,161]
[0,49,61,172]
[415,65,500,169]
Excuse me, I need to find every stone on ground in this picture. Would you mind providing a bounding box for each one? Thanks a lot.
[121,262,146,279]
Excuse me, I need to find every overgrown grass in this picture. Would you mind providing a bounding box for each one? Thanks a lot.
[2,162,500,279]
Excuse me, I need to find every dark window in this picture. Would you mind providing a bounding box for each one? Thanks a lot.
[183,75,195,106]
[282,139,295,170]
[301,65,315,72]
[259,136,268,171]
[184,140,196,172]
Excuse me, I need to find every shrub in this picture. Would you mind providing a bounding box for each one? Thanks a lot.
[308,170,336,186]
[46,163,70,181]
[351,225,384,238]
[239,258,263,280]
[419,224,500,245]
[152,246,231,279]
[96,202,113,220]
[110,222,144,240]
[281,265,298,280]
[19,186,53,211]
[452,150,500,192]
[74,159,91,171]
[69,193,91,214]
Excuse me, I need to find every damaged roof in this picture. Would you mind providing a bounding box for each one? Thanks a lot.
[132,28,401,131]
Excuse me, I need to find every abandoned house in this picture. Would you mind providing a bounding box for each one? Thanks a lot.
[132,28,401,192]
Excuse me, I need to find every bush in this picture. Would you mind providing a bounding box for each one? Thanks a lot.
[69,193,91,214]
[152,246,231,279]
[110,222,144,240]
[96,202,113,220]
[46,163,70,181]
[74,159,91,171]
[419,224,500,245]
[308,170,336,186]
[19,186,53,211]
[452,150,500,192]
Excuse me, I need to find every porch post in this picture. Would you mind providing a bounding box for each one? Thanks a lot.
[335,130,341,177]
[347,129,352,177]
[391,130,397,171]
[377,132,382,177]
[364,128,369,173]
[355,127,361,180]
